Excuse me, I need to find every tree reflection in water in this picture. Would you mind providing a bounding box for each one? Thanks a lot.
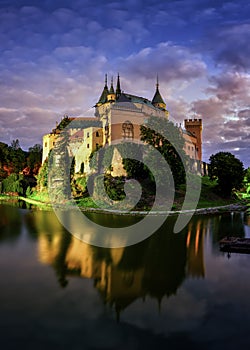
[24,209,228,320]
[0,203,247,321]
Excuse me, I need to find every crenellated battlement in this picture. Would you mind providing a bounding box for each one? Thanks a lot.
[184,118,202,125]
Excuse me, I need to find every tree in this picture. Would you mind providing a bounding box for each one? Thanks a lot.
[140,116,187,188]
[27,144,42,175]
[209,152,245,197]
[36,157,49,191]
[8,139,26,173]
[0,142,8,180]
[10,139,21,150]
[116,142,147,179]
[245,167,250,183]
[2,173,29,195]
[48,130,71,202]
[0,142,8,164]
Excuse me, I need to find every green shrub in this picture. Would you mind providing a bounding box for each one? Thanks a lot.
[2,173,29,195]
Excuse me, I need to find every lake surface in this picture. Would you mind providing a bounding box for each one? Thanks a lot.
[0,202,250,349]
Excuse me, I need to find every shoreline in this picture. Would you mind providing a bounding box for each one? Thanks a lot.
[0,194,247,216]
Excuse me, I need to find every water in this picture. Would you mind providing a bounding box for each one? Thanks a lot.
[0,202,250,349]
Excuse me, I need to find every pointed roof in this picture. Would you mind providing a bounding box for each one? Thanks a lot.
[116,93,131,103]
[109,76,115,94]
[98,74,109,104]
[116,73,121,98]
[152,76,165,105]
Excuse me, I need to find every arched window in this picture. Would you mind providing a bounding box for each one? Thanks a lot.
[122,120,134,140]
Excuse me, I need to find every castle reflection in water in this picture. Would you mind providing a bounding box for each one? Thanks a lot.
[23,208,246,321]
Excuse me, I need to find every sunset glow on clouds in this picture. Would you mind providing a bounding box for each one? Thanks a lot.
[0,0,249,166]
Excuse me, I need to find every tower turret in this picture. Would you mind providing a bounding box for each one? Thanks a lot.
[184,118,202,161]
[152,76,168,117]
[96,74,109,106]
[107,76,116,102]
[116,73,121,99]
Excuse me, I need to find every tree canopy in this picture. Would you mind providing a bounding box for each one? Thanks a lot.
[140,116,187,188]
[209,152,245,197]
[245,167,250,183]
[0,140,43,193]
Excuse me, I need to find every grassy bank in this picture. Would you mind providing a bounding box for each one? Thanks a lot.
[1,176,248,214]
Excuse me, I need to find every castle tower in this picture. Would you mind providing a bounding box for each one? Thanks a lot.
[96,74,109,106]
[184,118,202,161]
[116,73,121,99]
[107,77,116,102]
[152,76,169,117]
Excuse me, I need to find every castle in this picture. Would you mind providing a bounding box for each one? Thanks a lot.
[42,74,204,174]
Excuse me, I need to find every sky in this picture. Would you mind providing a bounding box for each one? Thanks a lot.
[0,0,249,167]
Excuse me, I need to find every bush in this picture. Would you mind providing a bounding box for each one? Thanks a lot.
[2,173,29,195]
[36,159,48,190]
[26,186,33,197]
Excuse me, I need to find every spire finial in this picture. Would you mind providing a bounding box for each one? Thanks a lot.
[152,74,167,112]
[96,74,109,105]
[116,72,121,98]
[109,75,115,95]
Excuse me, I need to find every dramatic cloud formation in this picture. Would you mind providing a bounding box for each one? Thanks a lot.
[0,0,249,166]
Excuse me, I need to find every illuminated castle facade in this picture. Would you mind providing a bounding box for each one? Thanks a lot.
[42,74,203,174]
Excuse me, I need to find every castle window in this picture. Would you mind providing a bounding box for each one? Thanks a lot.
[122,120,134,140]
[87,132,90,138]
[87,144,89,148]
[53,142,55,146]
[45,142,47,147]
[96,131,99,137]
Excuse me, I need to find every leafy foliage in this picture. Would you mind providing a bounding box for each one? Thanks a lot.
[2,173,29,195]
[8,140,26,173]
[71,175,88,197]
[57,115,71,130]
[27,144,42,174]
[47,130,72,202]
[0,140,42,177]
[140,116,187,188]
[209,152,245,197]
[36,158,48,190]
[245,167,250,183]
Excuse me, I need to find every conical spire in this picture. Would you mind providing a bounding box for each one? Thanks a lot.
[116,73,121,98]
[107,76,116,102]
[110,76,115,94]
[97,74,109,105]
[152,75,165,107]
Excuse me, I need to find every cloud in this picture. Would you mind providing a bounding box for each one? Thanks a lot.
[121,42,207,82]
[0,106,58,148]
[203,24,250,70]
[190,71,250,165]
[207,72,250,105]
[0,0,249,166]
